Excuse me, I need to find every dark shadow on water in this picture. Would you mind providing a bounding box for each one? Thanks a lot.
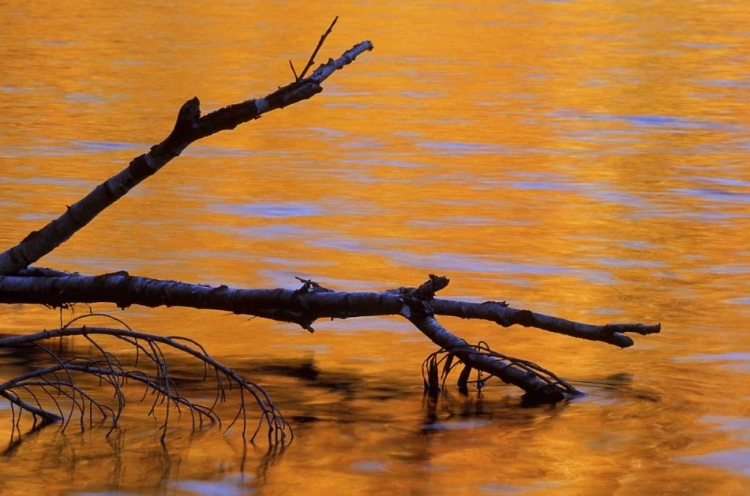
[572,372,662,404]
[0,344,640,494]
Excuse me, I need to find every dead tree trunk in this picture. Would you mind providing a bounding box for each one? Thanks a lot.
[0,21,660,447]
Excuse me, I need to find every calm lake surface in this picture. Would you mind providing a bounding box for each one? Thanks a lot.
[1,1,749,494]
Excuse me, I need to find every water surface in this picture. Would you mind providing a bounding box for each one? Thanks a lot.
[1,1,749,494]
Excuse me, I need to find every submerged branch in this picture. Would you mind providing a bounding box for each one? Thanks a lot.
[409,313,577,403]
[0,321,292,446]
[401,275,580,403]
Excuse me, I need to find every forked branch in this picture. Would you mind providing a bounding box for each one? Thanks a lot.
[0,18,663,449]
[1,273,660,411]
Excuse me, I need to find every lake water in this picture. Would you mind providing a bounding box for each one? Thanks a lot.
[1,1,749,494]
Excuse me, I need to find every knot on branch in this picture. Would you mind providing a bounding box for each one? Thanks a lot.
[286,277,335,333]
[150,97,201,158]
[414,274,449,300]
[399,274,449,319]
[176,97,201,129]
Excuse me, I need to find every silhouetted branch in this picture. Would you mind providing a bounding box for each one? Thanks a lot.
[299,16,339,80]
[0,272,660,411]
[422,342,580,404]
[430,298,659,347]
[0,316,292,447]
[0,38,373,275]
[0,18,663,450]
[0,270,660,347]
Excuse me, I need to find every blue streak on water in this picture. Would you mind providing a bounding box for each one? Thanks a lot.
[671,188,750,205]
[591,258,665,269]
[420,419,492,431]
[400,90,446,99]
[398,252,616,285]
[2,140,144,157]
[674,353,750,363]
[350,460,389,473]
[392,131,421,138]
[0,176,94,188]
[70,140,143,152]
[65,92,105,105]
[168,480,254,496]
[502,180,568,191]
[0,86,30,93]
[433,215,496,226]
[308,236,406,258]
[699,416,750,442]
[475,173,660,214]
[699,78,750,89]
[416,140,510,155]
[619,240,663,250]
[690,176,750,188]
[212,202,321,218]
[340,158,422,168]
[227,225,318,239]
[306,126,346,137]
[694,264,750,275]
[678,448,750,477]
[549,110,740,131]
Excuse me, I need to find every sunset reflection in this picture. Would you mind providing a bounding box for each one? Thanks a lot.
[1,0,749,494]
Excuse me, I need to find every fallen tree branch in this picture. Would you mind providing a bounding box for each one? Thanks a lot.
[0,272,660,406]
[0,19,663,448]
[0,270,660,347]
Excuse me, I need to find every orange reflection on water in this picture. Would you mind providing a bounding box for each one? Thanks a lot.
[1,0,750,494]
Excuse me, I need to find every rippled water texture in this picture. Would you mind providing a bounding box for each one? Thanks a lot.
[1,1,749,494]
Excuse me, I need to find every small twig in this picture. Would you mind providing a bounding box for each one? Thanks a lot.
[298,16,339,80]
[289,60,299,81]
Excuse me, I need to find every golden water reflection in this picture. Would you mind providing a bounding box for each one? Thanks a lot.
[1,0,750,494]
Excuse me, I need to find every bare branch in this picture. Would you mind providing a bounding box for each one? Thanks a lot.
[0,322,292,446]
[431,298,660,347]
[0,40,373,275]
[0,271,659,347]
